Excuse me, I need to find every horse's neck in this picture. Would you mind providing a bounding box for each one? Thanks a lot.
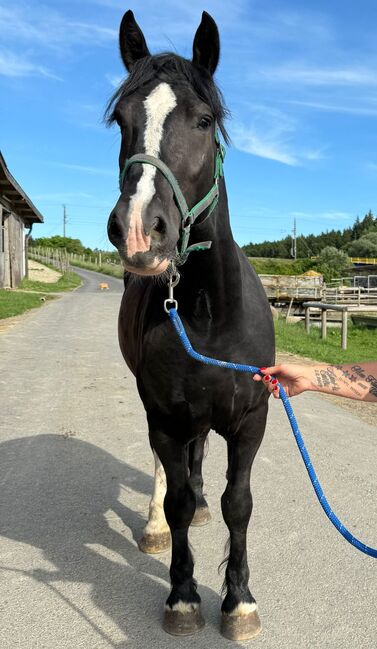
[180,180,243,325]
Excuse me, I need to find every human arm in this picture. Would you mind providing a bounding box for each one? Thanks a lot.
[253,362,377,402]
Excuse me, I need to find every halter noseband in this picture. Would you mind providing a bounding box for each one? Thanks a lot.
[119,131,226,264]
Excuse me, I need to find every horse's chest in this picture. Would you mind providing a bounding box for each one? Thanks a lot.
[138,347,251,439]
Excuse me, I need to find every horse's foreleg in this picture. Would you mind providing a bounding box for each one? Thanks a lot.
[138,449,171,554]
[151,429,205,636]
[188,432,211,526]
[220,404,267,641]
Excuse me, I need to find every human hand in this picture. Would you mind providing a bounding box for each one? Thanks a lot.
[253,364,314,399]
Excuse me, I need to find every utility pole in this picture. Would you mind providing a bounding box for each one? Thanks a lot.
[291,218,297,260]
[62,204,67,238]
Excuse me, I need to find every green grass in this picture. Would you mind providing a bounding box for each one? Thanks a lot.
[275,318,377,363]
[70,259,124,279]
[249,257,317,275]
[0,290,54,320]
[19,271,82,292]
[0,270,81,320]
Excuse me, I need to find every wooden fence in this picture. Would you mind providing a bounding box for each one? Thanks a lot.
[29,247,122,272]
[29,246,70,273]
[323,286,377,306]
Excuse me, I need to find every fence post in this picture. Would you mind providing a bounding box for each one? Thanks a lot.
[305,306,311,333]
[321,309,327,339]
[341,308,348,350]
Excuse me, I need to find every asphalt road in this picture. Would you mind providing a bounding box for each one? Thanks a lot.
[0,267,376,649]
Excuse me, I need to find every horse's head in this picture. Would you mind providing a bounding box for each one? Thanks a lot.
[106,10,228,276]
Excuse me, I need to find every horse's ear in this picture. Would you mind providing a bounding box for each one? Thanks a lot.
[119,10,151,72]
[192,11,220,75]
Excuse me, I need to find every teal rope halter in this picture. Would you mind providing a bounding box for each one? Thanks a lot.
[119,131,226,264]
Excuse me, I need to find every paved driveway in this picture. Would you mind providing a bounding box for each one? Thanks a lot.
[0,267,376,648]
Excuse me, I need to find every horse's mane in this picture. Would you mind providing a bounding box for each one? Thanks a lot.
[104,53,229,144]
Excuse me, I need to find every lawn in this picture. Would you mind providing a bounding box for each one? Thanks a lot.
[70,259,124,279]
[0,270,81,320]
[274,318,377,364]
[0,290,54,320]
[19,271,82,292]
[249,257,315,275]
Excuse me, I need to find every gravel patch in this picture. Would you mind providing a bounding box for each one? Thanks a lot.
[28,260,62,283]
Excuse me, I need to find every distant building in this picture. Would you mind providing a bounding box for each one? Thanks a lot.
[0,152,43,288]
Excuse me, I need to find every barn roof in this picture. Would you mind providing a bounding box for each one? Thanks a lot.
[0,151,44,225]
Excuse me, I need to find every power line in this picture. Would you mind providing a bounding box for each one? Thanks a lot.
[291,217,297,260]
[62,204,67,237]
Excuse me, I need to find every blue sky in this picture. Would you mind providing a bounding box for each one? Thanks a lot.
[1,0,376,250]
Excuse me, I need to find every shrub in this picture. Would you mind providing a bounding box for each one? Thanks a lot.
[317,246,350,281]
[347,232,377,257]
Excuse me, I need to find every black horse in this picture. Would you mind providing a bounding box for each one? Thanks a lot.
[106,10,275,641]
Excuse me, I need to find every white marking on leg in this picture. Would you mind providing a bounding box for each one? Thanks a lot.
[126,82,177,258]
[165,601,199,613]
[228,602,258,617]
[143,450,169,536]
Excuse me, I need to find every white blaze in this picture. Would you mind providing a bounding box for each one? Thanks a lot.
[126,82,177,258]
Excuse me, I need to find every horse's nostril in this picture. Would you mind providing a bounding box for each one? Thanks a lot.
[151,217,166,235]
[108,215,123,243]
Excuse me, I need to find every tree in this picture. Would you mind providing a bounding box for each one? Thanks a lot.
[32,236,87,255]
[347,232,377,257]
[241,211,376,259]
[317,246,350,282]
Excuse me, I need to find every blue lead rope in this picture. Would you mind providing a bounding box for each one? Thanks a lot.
[168,307,377,559]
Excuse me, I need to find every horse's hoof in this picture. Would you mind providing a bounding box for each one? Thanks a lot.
[221,608,262,641]
[191,507,212,527]
[138,531,171,554]
[163,606,205,636]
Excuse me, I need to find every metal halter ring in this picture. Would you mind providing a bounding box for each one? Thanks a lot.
[164,264,180,313]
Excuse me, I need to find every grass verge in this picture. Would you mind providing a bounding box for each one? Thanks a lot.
[249,257,316,275]
[274,318,376,364]
[70,259,124,279]
[1,270,81,320]
[19,271,82,292]
[0,291,54,320]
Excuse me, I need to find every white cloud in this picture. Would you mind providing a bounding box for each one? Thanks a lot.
[0,5,116,51]
[106,73,125,88]
[291,211,352,221]
[230,107,322,167]
[0,49,61,79]
[287,99,377,118]
[260,64,377,87]
[232,124,299,166]
[33,192,95,201]
[47,161,114,177]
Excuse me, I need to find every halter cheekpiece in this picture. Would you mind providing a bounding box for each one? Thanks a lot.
[119,130,226,264]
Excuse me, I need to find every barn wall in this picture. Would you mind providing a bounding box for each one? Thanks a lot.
[0,202,26,289]
[8,212,23,287]
[0,203,3,287]
[0,204,11,288]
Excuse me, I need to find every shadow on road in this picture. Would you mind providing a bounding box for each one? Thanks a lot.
[0,434,242,648]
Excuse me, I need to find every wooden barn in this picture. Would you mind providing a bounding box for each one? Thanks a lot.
[0,152,43,288]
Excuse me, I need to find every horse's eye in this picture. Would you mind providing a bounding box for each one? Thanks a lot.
[198,116,212,130]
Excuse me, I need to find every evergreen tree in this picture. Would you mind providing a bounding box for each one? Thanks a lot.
[242,211,376,258]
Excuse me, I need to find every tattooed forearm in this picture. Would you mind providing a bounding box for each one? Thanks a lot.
[310,363,377,402]
[313,368,340,392]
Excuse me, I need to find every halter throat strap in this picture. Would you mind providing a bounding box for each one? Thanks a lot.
[119,132,225,264]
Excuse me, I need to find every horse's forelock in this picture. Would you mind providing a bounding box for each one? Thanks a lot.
[104,53,229,144]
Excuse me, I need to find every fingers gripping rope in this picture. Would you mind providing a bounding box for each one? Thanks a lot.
[168,307,377,559]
